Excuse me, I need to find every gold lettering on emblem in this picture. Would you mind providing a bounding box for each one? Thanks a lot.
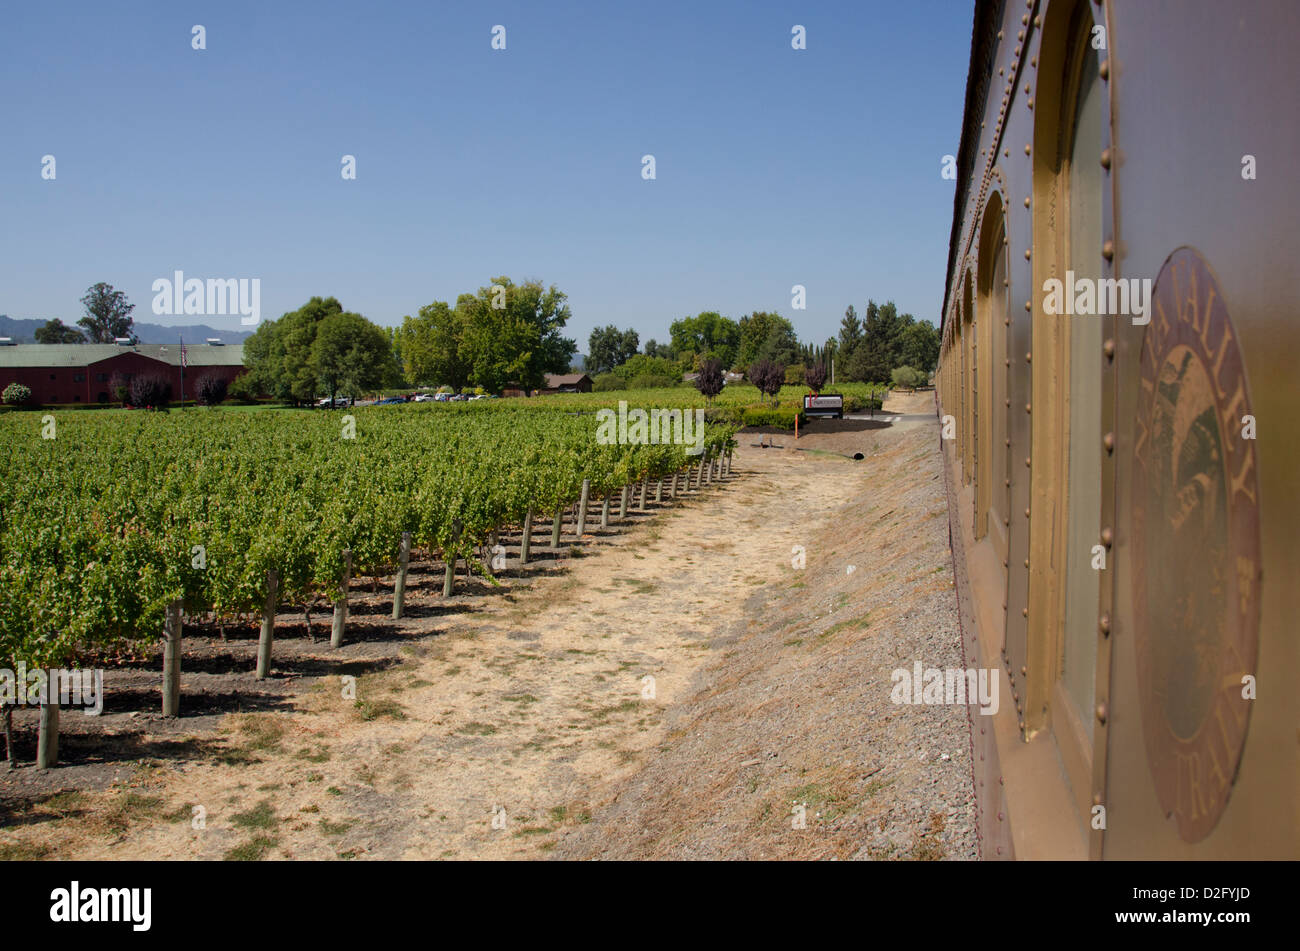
[1237,556,1254,619]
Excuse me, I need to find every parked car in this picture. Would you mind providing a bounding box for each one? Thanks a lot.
[375,397,406,405]
[413,393,434,402]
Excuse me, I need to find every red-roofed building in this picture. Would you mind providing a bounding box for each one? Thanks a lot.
[0,342,245,405]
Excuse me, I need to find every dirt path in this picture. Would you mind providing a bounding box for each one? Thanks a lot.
[2,394,976,861]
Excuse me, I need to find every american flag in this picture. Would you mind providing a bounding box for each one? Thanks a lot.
[180,340,187,369]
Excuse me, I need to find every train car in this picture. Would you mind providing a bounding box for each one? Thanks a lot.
[935,0,1298,859]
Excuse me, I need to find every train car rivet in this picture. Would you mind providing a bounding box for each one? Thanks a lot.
[1027,98,1033,109]
[1024,508,1030,518]
[1024,83,1031,94]
[1101,527,1113,547]
[1024,249,1031,260]
[1024,559,1029,568]
[1021,14,1028,24]
[1095,703,1107,724]
[1025,351,1032,362]
[1033,18,1041,29]
[1025,403,1032,413]
[1100,148,1112,169]
[1004,317,1011,326]
[999,67,1005,76]
[1018,30,1025,41]
[1004,149,1010,158]
[1024,144,1031,155]
[1024,300,1031,311]
[1103,338,1115,359]
[1103,432,1115,452]
[1099,60,1109,80]
[998,30,1004,40]
[1093,793,1103,806]
[1099,613,1111,636]
[1005,399,1011,407]
[1005,479,1011,487]
[1005,358,1011,367]
[1024,196,1031,207]
[1020,666,1027,675]
[1025,457,1031,467]
[1004,517,1010,526]
[1103,239,1115,260]
[1022,607,1029,617]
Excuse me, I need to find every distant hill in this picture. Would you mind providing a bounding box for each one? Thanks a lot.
[0,315,253,345]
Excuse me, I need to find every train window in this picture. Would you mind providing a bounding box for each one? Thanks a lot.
[1061,38,1104,741]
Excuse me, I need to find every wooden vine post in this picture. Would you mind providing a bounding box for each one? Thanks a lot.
[162,599,182,717]
[550,507,563,549]
[331,549,352,649]
[392,532,411,619]
[638,475,649,512]
[520,507,534,565]
[600,496,610,530]
[619,485,629,519]
[256,569,279,680]
[655,479,663,504]
[577,479,590,537]
[36,671,59,770]
[443,524,461,597]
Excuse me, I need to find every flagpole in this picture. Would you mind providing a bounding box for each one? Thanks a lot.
[180,335,184,409]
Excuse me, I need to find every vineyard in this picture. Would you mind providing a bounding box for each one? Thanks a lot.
[0,400,738,763]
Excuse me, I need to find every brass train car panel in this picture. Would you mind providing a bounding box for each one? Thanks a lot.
[937,0,1298,859]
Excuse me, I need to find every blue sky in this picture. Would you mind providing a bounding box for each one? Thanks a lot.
[0,1,972,349]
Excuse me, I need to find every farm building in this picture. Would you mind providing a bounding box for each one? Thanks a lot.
[538,373,593,394]
[0,341,245,405]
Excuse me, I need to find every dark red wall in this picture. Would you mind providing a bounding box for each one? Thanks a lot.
[2,353,244,405]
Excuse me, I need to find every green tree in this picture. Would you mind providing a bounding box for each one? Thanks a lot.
[643,338,674,360]
[241,297,362,404]
[77,283,135,343]
[397,300,468,390]
[736,311,798,370]
[669,312,740,369]
[587,325,640,374]
[311,312,397,403]
[838,305,862,364]
[34,318,86,344]
[860,300,905,381]
[897,319,940,373]
[457,277,576,393]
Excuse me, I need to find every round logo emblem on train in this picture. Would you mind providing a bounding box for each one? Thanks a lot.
[1131,247,1261,843]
